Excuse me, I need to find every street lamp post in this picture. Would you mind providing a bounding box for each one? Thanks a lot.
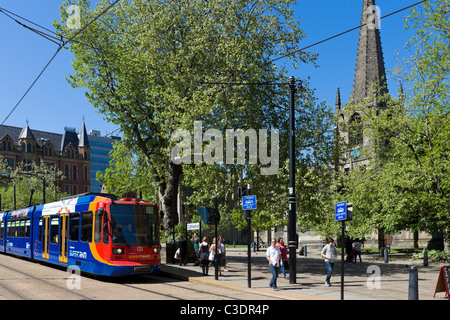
[288,76,297,284]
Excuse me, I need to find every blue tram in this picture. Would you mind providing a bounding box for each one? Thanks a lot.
[0,193,161,277]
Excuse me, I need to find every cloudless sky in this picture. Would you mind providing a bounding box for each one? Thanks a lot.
[0,0,423,136]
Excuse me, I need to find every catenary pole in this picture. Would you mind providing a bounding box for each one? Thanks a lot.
[288,76,297,284]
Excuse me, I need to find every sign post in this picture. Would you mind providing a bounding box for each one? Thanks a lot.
[242,188,256,288]
[335,201,353,300]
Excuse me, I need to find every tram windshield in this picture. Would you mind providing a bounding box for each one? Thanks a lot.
[109,204,159,246]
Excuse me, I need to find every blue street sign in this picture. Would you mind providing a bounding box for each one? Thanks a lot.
[335,201,347,221]
[242,195,257,210]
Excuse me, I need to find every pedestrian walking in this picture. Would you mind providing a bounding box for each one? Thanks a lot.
[219,236,227,272]
[199,237,210,276]
[276,237,288,279]
[266,238,282,291]
[321,238,338,287]
[210,237,222,276]
[352,238,362,264]
[178,234,187,266]
[193,233,200,266]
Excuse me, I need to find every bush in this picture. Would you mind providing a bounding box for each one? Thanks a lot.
[413,249,450,262]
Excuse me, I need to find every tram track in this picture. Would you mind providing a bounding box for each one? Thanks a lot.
[0,260,93,300]
[0,278,30,300]
[0,254,278,300]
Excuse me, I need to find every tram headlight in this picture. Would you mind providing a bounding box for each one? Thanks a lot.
[113,247,125,255]
[153,246,160,254]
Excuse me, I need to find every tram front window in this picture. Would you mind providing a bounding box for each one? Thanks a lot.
[109,204,159,246]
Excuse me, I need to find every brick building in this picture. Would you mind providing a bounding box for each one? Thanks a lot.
[0,122,90,196]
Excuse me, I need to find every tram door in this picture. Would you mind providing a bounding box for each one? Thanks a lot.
[59,214,68,263]
[42,216,50,259]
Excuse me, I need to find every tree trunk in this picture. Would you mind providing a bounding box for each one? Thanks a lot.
[378,228,385,256]
[444,231,450,252]
[413,231,419,249]
[158,162,183,233]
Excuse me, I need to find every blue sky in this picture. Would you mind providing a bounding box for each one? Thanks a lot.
[0,0,422,136]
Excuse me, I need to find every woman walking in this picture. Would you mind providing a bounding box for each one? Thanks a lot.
[199,237,210,276]
[277,238,288,279]
[210,237,222,276]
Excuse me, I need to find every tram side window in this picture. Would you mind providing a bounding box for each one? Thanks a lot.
[9,220,13,237]
[0,222,4,239]
[7,221,11,237]
[69,213,80,241]
[81,211,93,242]
[20,219,25,237]
[94,210,101,244]
[13,220,17,237]
[14,220,19,237]
[94,209,109,244]
[25,219,30,238]
[39,218,43,242]
[50,216,59,244]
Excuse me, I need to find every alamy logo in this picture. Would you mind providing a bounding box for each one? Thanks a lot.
[67,265,81,290]
[366,265,381,290]
[170,121,279,175]
[367,5,381,30]
[66,5,81,30]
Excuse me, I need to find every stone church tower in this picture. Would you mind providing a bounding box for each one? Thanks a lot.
[336,0,389,171]
[333,0,439,249]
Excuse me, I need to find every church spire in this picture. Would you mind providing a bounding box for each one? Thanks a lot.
[348,0,388,104]
[78,119,89,148]
[335,87,341,111]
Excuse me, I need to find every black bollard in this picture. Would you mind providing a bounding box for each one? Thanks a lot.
[408,266,419,300]
[304,245,307,257]
[423,250,428,267]
[384,248,389,263]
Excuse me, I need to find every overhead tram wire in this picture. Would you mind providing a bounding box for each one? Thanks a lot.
[0,0,428,124]
[0,0,122,126]
[0,7,98,50]
[199,0,428,87]
[270,0,428,64]
[0,6,60,38]
[3,0,425,96]
[0,7,63,46]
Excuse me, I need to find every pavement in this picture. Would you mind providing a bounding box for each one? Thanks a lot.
[160,247,450,300]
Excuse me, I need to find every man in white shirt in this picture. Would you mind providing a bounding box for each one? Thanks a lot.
[266,238,282,291]
[321,238,338,287]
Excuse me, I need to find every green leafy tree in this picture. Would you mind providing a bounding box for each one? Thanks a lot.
[96,141,157,203]
[336,0,450,251]
[0,157,64,211]
[54,0,321,232]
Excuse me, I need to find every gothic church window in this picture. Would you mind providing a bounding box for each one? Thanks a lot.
[349,113,363,147]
